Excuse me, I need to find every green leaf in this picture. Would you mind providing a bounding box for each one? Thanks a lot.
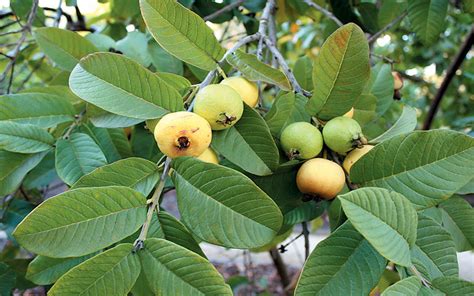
[26,254,96,285]
[0,199,34,239]
[351,130,474,209]
[116,31,152,67]
[365,63,394,115]
[339,187,417,266]
[378,0,407,28]
[0,151,48,195]
[226,50,291,90]
[86,104,143,128]
[380,276,421,296]
[410,214,458,280]
[20,86,84,110]
[432,276,474,295]
[293,56,313,91]
[13,186,146,257]
[148,42,184,75]
[264,92,311,137]
[23,150,57,190]
[79,124,132,163]
[71,157,159,196]
[157,72,191,96]
[0,122,54,153]
[140,0,225,71]
[85,33,116,52]
[139,238,232,295]
[0,263,15,296]
[48,244,140,295]
[439,196,474,251]
[306,23,370,120]
[172,157,283,249]
[370,106,417,143]
[353,93,377,126]
[407,0,449,44]
[55,133,108,185]
[283,201,327,226]
[131,125,163,162]
[0,93,76,128]
[212,104,279,176]
[295,222,386,295]
[33,27,98,71]
[69,53,183,120]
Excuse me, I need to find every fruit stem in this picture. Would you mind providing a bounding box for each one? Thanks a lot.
[133,157,172,252]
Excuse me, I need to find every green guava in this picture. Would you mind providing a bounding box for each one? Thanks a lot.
[322,117,367,154]
[280,122,323,160]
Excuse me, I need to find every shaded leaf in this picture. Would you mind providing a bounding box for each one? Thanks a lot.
[86,104,143,129]
[365,63,394,116]
[0,263,15,296]
[407,0,449,44]
[439,196,474,251]
[371,106,417,143]
[0,122,54,153]
[380,276,421,296]
[293,56,313,91]
[431,276,474,295]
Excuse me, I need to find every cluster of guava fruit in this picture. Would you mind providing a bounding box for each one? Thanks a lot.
[152,76,258,164]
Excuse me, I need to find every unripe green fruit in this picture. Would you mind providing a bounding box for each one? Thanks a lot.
[280,122,323,160]
[193,84,244,130]
[322,117,367,154]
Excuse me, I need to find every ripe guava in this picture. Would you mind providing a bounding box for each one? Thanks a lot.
[392,71,403,90]
[196,147,219,164]
[343,107,354,119]
[154,111,211,158]
[280,122,323,160]
[296,158,345,199]
[322,117,367,154]
[193,84,244,130]
[220,77,259,107]
[342,145,374,173]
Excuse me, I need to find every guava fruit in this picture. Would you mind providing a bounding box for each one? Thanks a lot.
[280,122,323,160]
[196,147,219,164]
[342,145,374,173]
[343,107,354,119]
[154,111,211,158]
[220,76,259,107]
[322,117,367,154]
[193,84,244,130]
[296,158,345,199]
[392,71,403,90]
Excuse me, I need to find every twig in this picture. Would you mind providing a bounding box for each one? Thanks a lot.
[53,0,63,27]
[399,72,430,85]
[302,222,310,259]
[0,20,20,30]
[269,248,291,289]
[410,265,431,287]
[15,56,45,92]
[368,11,407,44]
[133,157,171,252]
[279,231,304,253]
[0,29,23,36]
[303,0,343,27]
[62,109,85,139]
[422,25,473,130]
[203,0,245,21]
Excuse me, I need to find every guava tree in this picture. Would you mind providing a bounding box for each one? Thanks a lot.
[0,0,473,295]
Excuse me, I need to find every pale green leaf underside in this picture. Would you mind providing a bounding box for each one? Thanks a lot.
[264,92,310,137]
[295,222,386,295]
[410,215,458,281]
[0,121,54,153]
[339,187,417,267]
[172,157,283,249]
[69,53,183,120]
[13,186,147,258]
[139,238,232,295]
[307,23,370,120]
[381,276,421,296]
[351,130,474,209]
[86,104,144,129]
[0,150,48,195]
[72,157,159,196]
[439,196,474,251]
[55,133,107,186]
[227,50,291,90]
[140,0,225,71]
[49,244,140,296]
[0,93,76,128]
[34,27,98,71]
[212,104,279,176]
[371,106,417,143]
[408,0,449,44]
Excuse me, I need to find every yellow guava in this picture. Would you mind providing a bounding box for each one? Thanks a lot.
[296,158,345,199]
[342,145,374,173]
[220,76,259,107]
[196,147,219,164]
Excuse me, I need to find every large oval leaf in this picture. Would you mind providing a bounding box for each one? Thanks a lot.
[407,0,449,44]
[370,106,417,143]
[432,276,474,295]
[351,130,474,209]
[439,196,474,251]
[381,276,421,296]
[0,150,48,195]
[295,222,386,295]
[79,124,132,163]
[293,56,313,91]
[0,93,76,128]
[13,186,147,257]
[69,53,183,120]
[0,122,54,153]
[86,104,144,129]
[364,63,395,116]
[410,214,458,280]
[55,133,108,186]
[339,187,417,267]
[306,23,370,120]
[34,27,98,71]
[140,0,225,71]
[71,157,159,196]
[212,104,279,176]
[48,244,140,295]
[227,50,291,90]
[139,238,232,295]
[171,157,283,249]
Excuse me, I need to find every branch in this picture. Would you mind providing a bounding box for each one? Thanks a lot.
[303,0,343,27]
[269,248,291,289]
[302,221,310,259]
[422,25,474,130]
[203,0,245,22]
[53,0,63,27]
[368,11,407,44]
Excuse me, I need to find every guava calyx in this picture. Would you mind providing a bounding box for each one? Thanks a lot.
[351,135,368,149]
[177,136,190,150]
[287,148,300,160]
[216,112,237,127]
